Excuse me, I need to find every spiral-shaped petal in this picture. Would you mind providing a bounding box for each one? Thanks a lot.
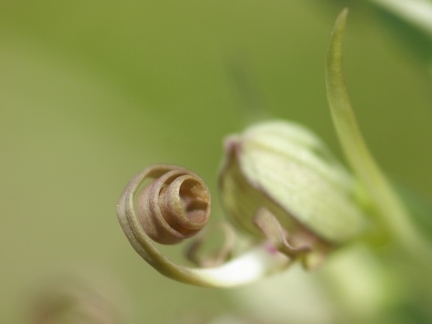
[117,164,291,287]
[136,166,210,244]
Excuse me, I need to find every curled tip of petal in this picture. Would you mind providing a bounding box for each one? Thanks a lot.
[117,164,292,287]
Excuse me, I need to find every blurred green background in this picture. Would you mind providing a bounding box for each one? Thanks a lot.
[1,1,432,323]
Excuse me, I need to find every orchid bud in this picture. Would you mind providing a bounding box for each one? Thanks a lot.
[219,120,370,265]
[117,9,422,288]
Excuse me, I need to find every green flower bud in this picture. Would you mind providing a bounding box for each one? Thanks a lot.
[219,120,369,253]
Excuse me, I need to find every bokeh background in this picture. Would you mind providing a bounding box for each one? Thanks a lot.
[1,1,432,323]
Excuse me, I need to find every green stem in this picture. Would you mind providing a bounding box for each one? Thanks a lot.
[368,0,432,38]
[325,9,432,264]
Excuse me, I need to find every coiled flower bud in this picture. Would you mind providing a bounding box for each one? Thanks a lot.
[135,165,210,244]
[117,164,290,287]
